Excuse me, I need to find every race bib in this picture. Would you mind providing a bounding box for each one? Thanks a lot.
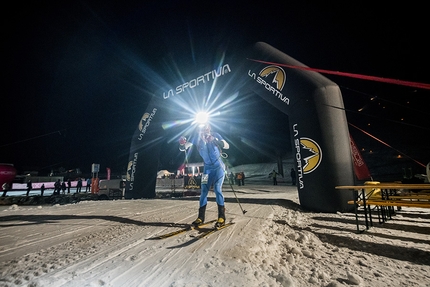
[201,174,209,184]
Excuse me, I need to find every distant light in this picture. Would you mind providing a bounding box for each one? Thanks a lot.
[367,123,371,126]
[397,154,402,158]
[358,107,364,112]
[369,150,373,154]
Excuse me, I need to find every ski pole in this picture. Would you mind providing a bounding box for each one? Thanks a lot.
[228,180,247,215]
[220,156,247,215]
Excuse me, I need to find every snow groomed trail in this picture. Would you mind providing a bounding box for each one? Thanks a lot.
[1,184,429,287]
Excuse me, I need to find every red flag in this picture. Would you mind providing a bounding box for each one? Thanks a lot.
[349,135,372,180]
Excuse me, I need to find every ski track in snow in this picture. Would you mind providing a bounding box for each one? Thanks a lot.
[0,185,430,287]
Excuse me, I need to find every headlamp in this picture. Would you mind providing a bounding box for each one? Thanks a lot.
[195,111,209,125]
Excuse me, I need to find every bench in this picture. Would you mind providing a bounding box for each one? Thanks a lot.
[389,194,430,200]
[337,184,430,233]
[348,199,430,208]
[348,198,430,224]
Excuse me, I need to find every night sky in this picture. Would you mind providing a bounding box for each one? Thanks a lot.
[3,1,429,178]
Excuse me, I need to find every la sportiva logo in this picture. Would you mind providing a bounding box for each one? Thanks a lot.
[293,124,322,189]
[137,108,157,140]
[248,65,289,104]
[126,153,138,190]
[185,176,199,189]
[259,65,286,91]
[162,64,232,99]
[298,138,322,174]
[126,160,133,182]
[138,113,150,131]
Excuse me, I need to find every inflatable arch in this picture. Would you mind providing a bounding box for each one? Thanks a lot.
[126,42,355,213]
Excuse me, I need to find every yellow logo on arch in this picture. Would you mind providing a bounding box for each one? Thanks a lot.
[300,138,322,174]
[259,65,286,91]
[138,113,150,131]
[126,161,133,181]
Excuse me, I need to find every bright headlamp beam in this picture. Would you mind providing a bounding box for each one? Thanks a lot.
[195,111,209,125]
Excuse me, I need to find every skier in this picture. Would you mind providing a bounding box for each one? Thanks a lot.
[179,123,229,228]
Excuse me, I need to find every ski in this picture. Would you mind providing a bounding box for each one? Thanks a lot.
[148,219,216,240]
[193,222,235,239]
[166,222,235,249]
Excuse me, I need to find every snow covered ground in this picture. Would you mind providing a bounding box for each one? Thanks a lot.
[0,183,429,287]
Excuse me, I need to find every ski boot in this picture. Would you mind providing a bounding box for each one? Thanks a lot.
[192,205,206,227]
[215,204,226,229]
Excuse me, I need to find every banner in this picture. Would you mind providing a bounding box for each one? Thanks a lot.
[125,96,165,199]
[350,135,372,180]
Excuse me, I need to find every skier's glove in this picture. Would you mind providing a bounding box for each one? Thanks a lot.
[179,136,187,145]
[204,134,214,142]
[179,136,187,151]
[214,139,224,149]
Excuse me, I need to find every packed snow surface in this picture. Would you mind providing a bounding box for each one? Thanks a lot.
[1,184,429,287]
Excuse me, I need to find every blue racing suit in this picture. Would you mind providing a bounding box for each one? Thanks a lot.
[194,132,226,207]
